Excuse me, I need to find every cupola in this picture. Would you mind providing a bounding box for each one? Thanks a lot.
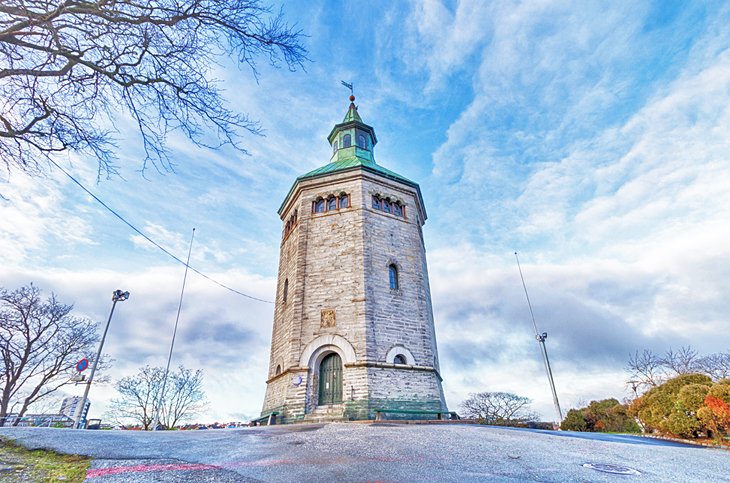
[327,95,377,163]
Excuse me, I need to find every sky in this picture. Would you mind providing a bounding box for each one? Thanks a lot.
[2,0,730,423]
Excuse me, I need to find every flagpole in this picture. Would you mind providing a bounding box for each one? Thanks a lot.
[153,228,195,430]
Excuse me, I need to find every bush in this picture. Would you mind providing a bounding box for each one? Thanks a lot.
[561,399,639,433]
[628,373,730,439]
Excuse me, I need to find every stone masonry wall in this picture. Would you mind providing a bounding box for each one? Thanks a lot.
[262,167,447,419]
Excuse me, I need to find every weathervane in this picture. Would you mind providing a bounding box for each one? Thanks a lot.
[341,80,354,99]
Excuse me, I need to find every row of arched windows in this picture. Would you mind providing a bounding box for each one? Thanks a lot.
[313,193,350,214]
[372,195,405,217]
[283,210,298,239]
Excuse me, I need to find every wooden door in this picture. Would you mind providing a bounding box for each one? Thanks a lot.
[318,353,342,405]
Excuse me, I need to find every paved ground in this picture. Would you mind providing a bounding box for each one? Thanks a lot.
[0,423,728,482]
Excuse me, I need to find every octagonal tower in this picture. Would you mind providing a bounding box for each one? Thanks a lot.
[261,96,447,422]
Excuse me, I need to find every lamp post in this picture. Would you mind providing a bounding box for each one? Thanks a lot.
[514,253,563,425]
[74,289,129,429]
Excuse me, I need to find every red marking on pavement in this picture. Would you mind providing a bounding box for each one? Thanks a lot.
[86,455,410,478]
[86,463,220,478]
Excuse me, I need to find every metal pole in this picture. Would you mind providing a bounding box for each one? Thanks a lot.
[153,228,195,430]
[74,289,129,429]
[515,252,563,424]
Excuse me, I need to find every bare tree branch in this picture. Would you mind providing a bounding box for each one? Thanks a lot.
[0,284,99,426]
[106,364,206,429]
[0,0,308,179]
[459,392,537,424]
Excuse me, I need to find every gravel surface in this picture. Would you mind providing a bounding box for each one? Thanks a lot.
[0,423,727,482]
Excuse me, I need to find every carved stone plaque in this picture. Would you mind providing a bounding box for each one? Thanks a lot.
[320,309,336,328]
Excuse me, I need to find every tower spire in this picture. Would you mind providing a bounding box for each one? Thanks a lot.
[327,89,375,163]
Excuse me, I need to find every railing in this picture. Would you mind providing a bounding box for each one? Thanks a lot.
[0,415,75,428]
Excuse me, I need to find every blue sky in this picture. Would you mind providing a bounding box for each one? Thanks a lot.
[2,0,730,422]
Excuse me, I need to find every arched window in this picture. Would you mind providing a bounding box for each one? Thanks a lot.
[372,195,381,210]
[393,203,402,217]
[389,264,399,290]
[383,199,392,214]
[357,134,366,148]
[314,198,325,213]
[283,278,289,303]
[333,140,338,153]
[393,354,407,365]
[328,196,337,211]
[275,364,282,375]
[343,134,352,148]
[339,194,349,208]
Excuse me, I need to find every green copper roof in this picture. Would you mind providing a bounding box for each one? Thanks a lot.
[342,102,362,122]
[299,155,415,185]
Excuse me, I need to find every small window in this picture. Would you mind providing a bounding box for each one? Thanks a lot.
[328,196,337,211]
[283,279,289,303]
[393,203,402,216]
[333,140,338,153]
[389,264,399,290]
[314,199,325,213]
[357,134,366,148]
[275,365,282,375]
[393,354,407,365]
[383,200,392,213]
[339,194,349,209]
[343,134,352,148]
[372,196,381,210]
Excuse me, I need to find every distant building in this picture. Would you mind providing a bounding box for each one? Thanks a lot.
[261,96,448,423]
[60,396,90,427]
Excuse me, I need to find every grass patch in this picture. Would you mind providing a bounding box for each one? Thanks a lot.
[0,436,90,482]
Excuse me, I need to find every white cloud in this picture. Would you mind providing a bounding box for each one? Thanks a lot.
[1,265,275,422]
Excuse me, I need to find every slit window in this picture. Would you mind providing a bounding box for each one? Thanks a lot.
[283,279,289,303]
[389,264,399,290]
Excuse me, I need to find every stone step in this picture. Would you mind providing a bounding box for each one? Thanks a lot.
[303,405,346,422]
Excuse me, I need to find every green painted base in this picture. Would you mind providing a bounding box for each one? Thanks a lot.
[344,398,447,421]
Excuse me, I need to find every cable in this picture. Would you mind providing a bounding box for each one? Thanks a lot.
[47,158,274,304]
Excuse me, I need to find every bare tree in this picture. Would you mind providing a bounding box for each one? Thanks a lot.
[661,346,701,376]
[626,349,666,392]
[0,0,307,178]
[460,392,538,424]
[698,352,730,381]
[627,346,729,396]
[107,365,206,429]
[0,284,99,426]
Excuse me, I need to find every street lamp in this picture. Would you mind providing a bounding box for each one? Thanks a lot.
[74,289,129,429]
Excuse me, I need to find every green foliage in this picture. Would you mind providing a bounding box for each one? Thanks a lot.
[560,409,587,431]
[629,373,712,434]
[560,399,640,433]
[628,373,730,439]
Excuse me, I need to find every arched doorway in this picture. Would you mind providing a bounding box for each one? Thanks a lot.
[318,353,342,405]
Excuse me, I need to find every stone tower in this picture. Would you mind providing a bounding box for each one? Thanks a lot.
[261,96,447,422]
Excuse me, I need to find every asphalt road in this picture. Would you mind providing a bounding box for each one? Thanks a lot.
[0,423,727,482]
